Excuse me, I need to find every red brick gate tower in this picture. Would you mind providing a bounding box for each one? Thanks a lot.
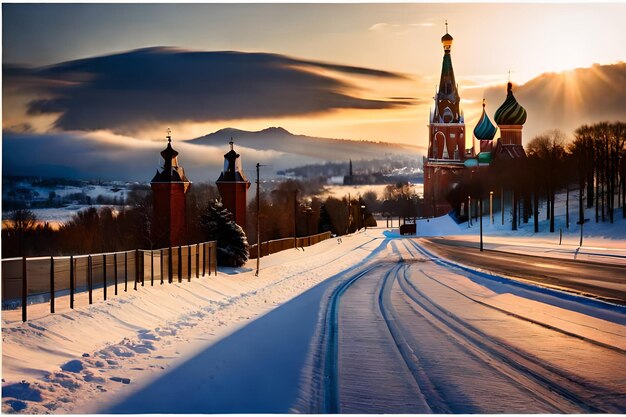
[216,139,251,229]
[151,131,191,247]
[423,23,470,217]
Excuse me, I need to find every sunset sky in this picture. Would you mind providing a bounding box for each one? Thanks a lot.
[3,2,626,179]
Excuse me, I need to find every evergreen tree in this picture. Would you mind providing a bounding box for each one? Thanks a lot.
[200,202,249,267]
[318,203,334,234]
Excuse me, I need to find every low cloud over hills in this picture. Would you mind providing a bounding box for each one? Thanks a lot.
[2,127,423,182]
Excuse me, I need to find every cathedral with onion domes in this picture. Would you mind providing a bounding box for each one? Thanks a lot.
[423,23,528,217]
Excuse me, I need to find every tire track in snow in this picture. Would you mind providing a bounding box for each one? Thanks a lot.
[319,264,380,413]
[388,240,569,413]
[409,239,626,354]
[316,240,430,413]
[376,260,446,413]
[398,240,625,412]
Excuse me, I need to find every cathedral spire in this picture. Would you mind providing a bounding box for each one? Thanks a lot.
[433,22,460,124]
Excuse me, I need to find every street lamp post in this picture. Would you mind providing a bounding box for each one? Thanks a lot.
[479,196,484,252]
[361,204,366,231]
[303,206,313,236]
[501,185,504,225]
[488,191,493,224]
[468,195,472,227]
[255,163,261,276]
[294,189,298,250]
[346,193,352,234]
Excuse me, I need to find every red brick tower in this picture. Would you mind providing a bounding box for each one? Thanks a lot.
[216,139,251,229]
[151,131,191,247]
[423,22,469,217]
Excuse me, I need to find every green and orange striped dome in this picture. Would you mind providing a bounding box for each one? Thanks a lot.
[494,82,527,126]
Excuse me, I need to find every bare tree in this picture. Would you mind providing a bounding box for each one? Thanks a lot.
[8,209,38,256]
[527,130,567,233]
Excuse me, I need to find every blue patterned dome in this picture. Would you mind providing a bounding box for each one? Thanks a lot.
[474,99,497,140]
[494,82,527,126]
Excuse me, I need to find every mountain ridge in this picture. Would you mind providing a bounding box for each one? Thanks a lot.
[190,126,423,149]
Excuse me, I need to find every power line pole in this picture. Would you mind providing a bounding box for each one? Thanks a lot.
[479,196,484,251]
[294,189,298,249]
[256,163,261,276]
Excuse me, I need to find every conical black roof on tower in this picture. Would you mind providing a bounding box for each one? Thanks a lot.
[151,131,190,183]
[217,139,249,183]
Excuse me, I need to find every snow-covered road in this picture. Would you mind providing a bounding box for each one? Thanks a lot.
[3,226,626,413]
[304,236,626,413]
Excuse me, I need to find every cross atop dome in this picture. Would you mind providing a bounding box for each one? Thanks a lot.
[441,20,454,50]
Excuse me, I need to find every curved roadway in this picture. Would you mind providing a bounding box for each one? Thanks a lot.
[317,238,626,413]
[419,237,626,305]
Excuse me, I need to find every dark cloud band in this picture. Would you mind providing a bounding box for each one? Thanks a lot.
[5,47,410,133]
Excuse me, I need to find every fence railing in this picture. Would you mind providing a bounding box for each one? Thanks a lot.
[248,231,332,259]
[1,241,217,321]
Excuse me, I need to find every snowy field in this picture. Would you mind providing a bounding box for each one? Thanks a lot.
[319,183,424,199]
[3,181,132,228]
[2,197,625,413]
[28,205,127,228]
[412,189,626,261]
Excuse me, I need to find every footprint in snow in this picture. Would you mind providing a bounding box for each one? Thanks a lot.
[110,377,131,384]
[60,360,83,373]
[27,323,46,332]
[5,399,28,412]
[138,331,160,341]
[83,372,105,383]
[109,347,135,358]
[2,382,43,402]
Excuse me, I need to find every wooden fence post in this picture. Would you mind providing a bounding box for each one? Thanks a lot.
[141,250,145,287]
[124,252,128,292]
[151,251,154,286]
[134,250,139,290]
[187,246,191,282]
[213,244,217,276]
[161,249,164,285]
[168,247,173,284]
[114,252,118,295]
[50,256,55,314]
[103,254,107,301]
[22,256,27,322]
[196,243,199,278]
[178,246,182,283]
[202,244,206,277]
[70,255,75,309]
[88,255,93,305]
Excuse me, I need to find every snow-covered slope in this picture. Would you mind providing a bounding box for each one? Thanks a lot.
[1,231,380,413]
